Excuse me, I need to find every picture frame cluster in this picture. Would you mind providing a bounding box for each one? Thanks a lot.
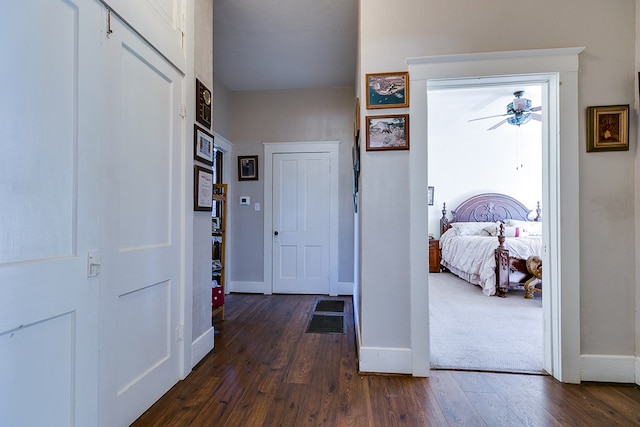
[364,71,410,152]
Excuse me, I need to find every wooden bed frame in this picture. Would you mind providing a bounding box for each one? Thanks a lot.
[439,193,542,297]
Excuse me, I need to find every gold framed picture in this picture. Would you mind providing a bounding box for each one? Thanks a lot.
[365,72,409,109]
[586,105,629,152]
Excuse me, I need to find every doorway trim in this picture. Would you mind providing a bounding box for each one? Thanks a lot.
[408,47,584,383]
[263,141,340,296]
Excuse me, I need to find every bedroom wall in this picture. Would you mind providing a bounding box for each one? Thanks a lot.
[228,87,355,292]
[359,0,637,376]
[427,86,543,237]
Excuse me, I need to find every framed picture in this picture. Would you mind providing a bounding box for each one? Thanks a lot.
[212,217,221,231]
[428,186,434,206]
[365,71,409,109]
[194,165,213,211]
[238,155,259,180]
[366,114,409,151]
[195,79,212,128]
[586,105,629,152]
[194,124,214,165]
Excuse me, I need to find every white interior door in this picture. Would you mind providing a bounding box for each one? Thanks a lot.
[0,1,102,425]
[99,13,184,427]
[272,153,331,294]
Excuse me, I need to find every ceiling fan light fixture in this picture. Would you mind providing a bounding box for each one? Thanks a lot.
[507,113,531,127]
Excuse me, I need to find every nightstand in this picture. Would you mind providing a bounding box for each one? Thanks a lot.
[429,239,441,273]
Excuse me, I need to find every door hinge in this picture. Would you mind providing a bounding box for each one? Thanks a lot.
[179,104,186,118]
[176,325,184,341]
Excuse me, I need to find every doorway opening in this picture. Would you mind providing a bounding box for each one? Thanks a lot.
[427,83,544,373]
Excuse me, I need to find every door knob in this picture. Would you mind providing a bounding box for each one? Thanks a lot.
[274,231,279,236]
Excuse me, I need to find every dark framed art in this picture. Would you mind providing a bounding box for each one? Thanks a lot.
[196,79,212,129]
[586,104,629,152]
[238,155,259,181]
[365,114,409,151]
[194,165,213,211]
[365,71,409,109]
[193,124,214,166]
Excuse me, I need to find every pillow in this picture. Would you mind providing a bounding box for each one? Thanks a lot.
[502,226,529,237]
[482,223,501,237]
[449,222,494,236]
[503,219,542,236]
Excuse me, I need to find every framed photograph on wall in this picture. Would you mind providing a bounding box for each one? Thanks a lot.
[586,104,629,152]
[365,114,409,151]
[194,165,213,211]
[238,155,259,180]
[428,186,434,206]
[365,71,409,109]
[194,124,214,165]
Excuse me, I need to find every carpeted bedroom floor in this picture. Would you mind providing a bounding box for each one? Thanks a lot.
[429,271,544,374]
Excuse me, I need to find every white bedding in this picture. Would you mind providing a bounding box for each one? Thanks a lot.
[439,227,542,296]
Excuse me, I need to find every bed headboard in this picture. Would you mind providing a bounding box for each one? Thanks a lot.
[440,193,541,235]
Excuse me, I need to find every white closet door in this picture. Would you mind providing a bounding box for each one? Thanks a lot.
[0,0,102,425]
[99,12,185,427]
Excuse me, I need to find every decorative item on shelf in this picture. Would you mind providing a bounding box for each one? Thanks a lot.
[586,104,629,152]
[195,79,212,129]
[193,124,214,166]
[238,155,259,180]
[193,165,213,211]
[365,71,409,109]
[365,114,409,151]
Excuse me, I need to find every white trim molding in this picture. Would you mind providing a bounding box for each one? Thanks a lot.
[191,327,214,369]
[581,354,637,383]
[408,47,584,383]
[359,347,412,375]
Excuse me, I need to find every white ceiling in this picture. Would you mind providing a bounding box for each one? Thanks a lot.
[213,0,358,92]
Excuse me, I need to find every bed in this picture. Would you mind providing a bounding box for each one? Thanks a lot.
[439,193,542,297]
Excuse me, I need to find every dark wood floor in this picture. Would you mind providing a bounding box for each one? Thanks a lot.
[132,294,640,426]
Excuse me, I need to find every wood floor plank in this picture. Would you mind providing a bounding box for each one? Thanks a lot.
[132,294,640,427]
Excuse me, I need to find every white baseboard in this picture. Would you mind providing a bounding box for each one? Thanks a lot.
[581,354,636,383]
[358,346,412,375]
[228,281,266,294]
[191,327,214,369]
[337,281,354,296]
[229,280,354,296]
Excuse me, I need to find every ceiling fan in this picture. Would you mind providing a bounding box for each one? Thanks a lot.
[468,90,542,130]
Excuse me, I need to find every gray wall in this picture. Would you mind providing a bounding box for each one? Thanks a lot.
[192,0,214,345]
[228,88,355,289]
[358,0,636,361]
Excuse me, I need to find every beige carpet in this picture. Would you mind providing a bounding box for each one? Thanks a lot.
[429,272,544,374]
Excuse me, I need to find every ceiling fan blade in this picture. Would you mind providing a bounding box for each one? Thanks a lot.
[530,113,542,121]
[530,106,542,112]
[468,113,511,122]
[487,118,509,130]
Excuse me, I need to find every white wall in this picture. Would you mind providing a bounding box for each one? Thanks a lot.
[192,0,215,364]
[359,0,636,375]
[428,85,543,237]
[228,88,355,292]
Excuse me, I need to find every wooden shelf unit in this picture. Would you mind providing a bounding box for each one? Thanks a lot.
[212,183,226,320]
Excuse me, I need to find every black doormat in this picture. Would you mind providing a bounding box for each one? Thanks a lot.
[314,299,345,313]
[306,314,344,334]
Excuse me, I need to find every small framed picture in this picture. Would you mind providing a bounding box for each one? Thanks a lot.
[428,186,434,206]
[194,165,213,211]
[366,71,409,109]
[194,125,214,165]
[366,114,409,151]
[212,217,221,231]
[586,105,629,152]
[238,155,259,181]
